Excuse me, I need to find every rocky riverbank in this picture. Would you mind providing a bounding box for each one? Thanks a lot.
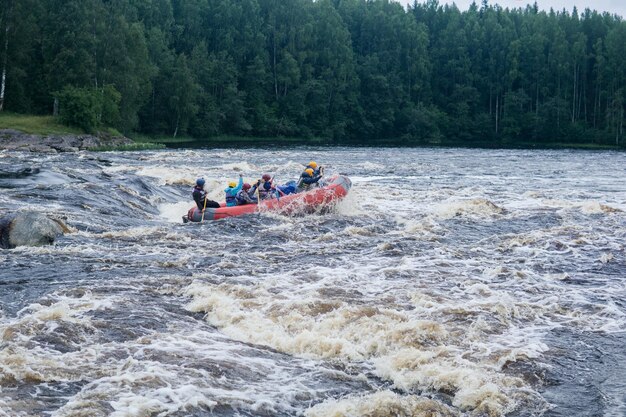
[0,129,134,153]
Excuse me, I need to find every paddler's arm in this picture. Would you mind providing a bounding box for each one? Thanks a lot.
[234,174,244,193]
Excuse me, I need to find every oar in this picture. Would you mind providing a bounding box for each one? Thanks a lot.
[201,190,208,222]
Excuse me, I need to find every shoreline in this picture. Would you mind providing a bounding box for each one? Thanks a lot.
[0,128,145,153]
[0,128,622,153]
[152,136,624,152]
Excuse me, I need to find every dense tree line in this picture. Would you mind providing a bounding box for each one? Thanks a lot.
[0,0,624,146]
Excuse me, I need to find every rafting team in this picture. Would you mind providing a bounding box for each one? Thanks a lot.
[192,161,324,211]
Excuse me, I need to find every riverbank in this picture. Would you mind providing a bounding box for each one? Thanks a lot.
[134,133,625,151]
[0,128,138,153]
[0,113,163,152]
[2,113,623,152]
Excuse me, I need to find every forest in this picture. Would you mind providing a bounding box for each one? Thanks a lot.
[0,0,625,146]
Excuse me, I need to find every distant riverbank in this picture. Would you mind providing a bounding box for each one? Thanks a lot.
[134,133,625,151]
[1,113,623,152]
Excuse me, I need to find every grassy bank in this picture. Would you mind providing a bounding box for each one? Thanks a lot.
[0,113,165,151]
[0,112,127,137]
[0,112,85,135]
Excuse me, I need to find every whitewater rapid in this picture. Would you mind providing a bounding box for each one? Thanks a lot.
[0,147,625,416]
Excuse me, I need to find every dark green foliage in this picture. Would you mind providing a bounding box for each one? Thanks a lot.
[56,87,100,132]
[100,85,122,128]
[56,85,121,133]
[0,0,624,146]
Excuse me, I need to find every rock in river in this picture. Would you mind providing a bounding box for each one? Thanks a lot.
[0,212,70,249]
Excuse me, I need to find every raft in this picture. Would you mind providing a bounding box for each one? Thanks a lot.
[183,175,351,222]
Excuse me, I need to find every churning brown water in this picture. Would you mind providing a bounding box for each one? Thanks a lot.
[1,147,625,416]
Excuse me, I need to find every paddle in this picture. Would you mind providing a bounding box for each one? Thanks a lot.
[201,188,208,222]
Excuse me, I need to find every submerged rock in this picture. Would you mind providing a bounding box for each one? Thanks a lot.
[0,212,70,249]
[0,164,40,178]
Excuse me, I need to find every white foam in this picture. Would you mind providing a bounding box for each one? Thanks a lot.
[580,201,623,214]
[46,328,342,417]
[0,394,10,417]
[159,201,193,223]
[350,175,403,183]
[540,198,625,214]
[97,226,162,239]
[432,198,504,219]
[600,253,614,263]
[183,279,540,415]
[334,191,366,216]
[135,166,200,186]
[217,161,258,172]
[305,390,456,417]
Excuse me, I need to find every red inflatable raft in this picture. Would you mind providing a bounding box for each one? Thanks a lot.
[182,174,351,222]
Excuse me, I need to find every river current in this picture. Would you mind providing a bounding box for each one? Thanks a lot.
[0,147,625,417]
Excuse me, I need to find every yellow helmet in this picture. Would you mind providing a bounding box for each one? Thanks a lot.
[228,181,237,188]
[304,168,314,176]
[308,161,317,169]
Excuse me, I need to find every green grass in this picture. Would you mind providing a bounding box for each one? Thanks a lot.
[0,112,127,138]
[101,127,124,137]
[0,112,84,135]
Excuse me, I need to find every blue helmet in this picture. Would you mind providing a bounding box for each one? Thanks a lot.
[196,178,206,187]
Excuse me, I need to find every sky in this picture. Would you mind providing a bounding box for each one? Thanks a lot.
[398,0,626,17]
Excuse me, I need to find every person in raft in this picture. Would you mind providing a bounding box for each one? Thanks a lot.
[306,160,323,176]
[256,174,276,200]
[224,173,244,207]
[276,180,298,196]
[297,167,323,192]
[193,178,220,209]
[235,182,258,205]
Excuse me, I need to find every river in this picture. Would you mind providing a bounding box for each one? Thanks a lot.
[0,147,625,417]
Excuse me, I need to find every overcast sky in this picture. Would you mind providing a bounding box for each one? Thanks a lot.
[398,0,626,17]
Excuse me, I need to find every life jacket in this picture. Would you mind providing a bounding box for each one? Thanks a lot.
[257,180,274,200]
[192,186,206,209]
[235,189,255,205]
[297,173,321,192]
[225,188,238,206]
